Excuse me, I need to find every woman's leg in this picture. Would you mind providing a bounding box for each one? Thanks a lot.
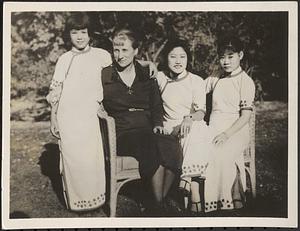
[162,168,176,198]
[190,180,201,213]
[151,165,176,202]
[151,165,165,202]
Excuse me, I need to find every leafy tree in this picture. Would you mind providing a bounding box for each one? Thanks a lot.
[10,11,288,121]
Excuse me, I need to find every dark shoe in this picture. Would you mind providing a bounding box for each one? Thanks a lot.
[178,178,191,210]
[161,198,183,217]
[143,202,165,217]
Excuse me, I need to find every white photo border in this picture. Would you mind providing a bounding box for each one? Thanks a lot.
[2,1,298,229]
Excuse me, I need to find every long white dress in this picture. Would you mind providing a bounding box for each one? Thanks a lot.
[204,66,255,212]
[156,71,211,177]
[47,46,112,211]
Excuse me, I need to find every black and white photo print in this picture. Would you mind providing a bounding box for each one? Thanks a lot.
[2,1,298,229]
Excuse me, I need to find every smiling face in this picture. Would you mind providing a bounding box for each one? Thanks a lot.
[70,28,90,50]
[167,47,188,75]
[113,36,138,68]
[219,50,244,73]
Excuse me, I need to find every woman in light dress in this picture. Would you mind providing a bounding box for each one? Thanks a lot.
[47,13,112,211]
[203,36,255,213]
[156,38,211,213]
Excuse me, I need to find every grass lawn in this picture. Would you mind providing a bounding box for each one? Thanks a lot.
[8,101,288,218]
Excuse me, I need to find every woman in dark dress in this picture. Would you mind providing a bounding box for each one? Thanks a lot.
[101,27,182,213]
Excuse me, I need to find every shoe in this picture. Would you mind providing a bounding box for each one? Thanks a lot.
[189,201,202,216]
[162,197,183,216]
[178,177,191,210]
[179,177,191,196]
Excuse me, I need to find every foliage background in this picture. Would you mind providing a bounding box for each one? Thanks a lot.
[10,11,288,121]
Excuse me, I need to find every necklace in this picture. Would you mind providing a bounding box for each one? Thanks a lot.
[127,87,134,95]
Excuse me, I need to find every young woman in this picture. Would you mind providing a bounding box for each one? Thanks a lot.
[204,36,255,213]
[47,12,112,211]
[101,28,182,215]
[156,38,210,213]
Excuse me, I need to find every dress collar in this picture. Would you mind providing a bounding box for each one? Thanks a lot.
[71,45,91,54]
[220,66,243,79]
[165,70,189,82]
[231,66,242,76]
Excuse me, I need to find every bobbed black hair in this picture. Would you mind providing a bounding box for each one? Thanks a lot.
[217,35,244,56]
[160,38,192,72]
[63,12,92,49]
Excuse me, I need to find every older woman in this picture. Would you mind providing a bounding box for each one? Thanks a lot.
[101,27,182,215]
[156,38,211,213]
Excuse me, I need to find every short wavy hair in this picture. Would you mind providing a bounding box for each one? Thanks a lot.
[63,12,92,49]
[112,27,141,49]
[160,38,192,72]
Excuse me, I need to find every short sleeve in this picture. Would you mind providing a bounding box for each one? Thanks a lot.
[191,75,206,112]
[205,76,219,94]
[156,72,168,93]
[239,75,255,110]
[46,56,67,105]
[100,50,112,68]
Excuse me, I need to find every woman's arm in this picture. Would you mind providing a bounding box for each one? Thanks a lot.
[149,78,164,127]
[180,76,206,137]
[180,110,205,137]
[137,60,158,78]
[212,109,252,146]
[50,102,60,139]
[213,74,255,146]
[46,55,66,139]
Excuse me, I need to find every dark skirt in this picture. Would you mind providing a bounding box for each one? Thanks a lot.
[117,129,182,179]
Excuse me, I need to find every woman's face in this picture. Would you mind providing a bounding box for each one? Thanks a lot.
[70,28,90,50]
[167,47,188,75]
[113,36,138,68]
[219,50,243,73]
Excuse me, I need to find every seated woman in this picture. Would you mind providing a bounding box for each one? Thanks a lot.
[204,35,255,213]
[156,38,211,213]
[101,27,182,215]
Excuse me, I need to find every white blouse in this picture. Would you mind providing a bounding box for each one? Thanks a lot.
[205,67,255,114]
[47,46,112,105]
[156,70,206,123]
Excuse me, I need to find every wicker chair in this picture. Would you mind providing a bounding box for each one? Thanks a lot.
[243,107,257,198]
[98,110,140,217]
[98,108,256,217]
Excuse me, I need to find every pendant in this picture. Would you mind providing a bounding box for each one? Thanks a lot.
[128,88,133,95]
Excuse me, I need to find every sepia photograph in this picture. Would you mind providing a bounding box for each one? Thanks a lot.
[2,1,298,229]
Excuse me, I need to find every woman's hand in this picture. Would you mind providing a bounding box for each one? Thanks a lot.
[148,61,158,78]
[50,116,60,139]
[153,126,170,135]
[137,60,158,78]
[212,132,229,147]
[171,125,181,137]
[180,116,193,138]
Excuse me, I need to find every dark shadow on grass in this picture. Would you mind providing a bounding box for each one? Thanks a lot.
[38,143,66,207]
